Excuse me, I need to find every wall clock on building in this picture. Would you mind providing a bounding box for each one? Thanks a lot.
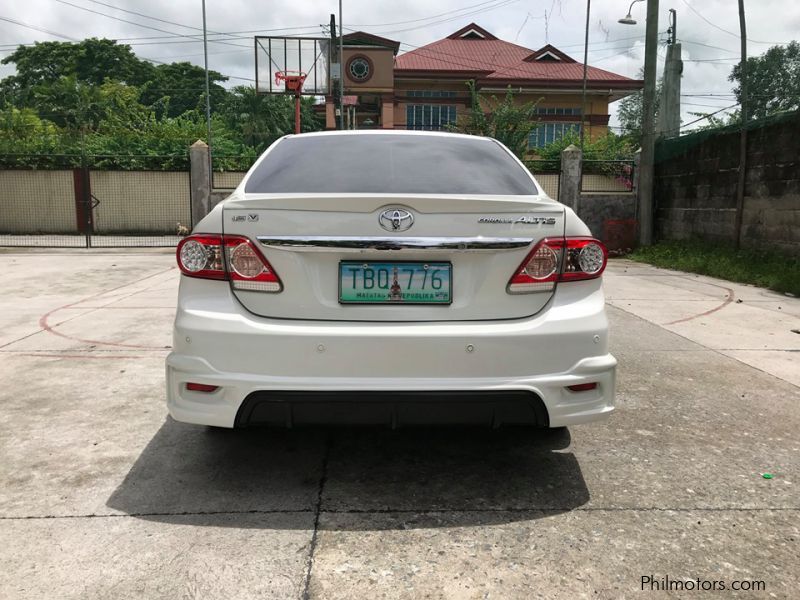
[347,55,372,82]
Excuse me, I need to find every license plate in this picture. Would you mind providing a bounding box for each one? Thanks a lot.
[339,261,452,305]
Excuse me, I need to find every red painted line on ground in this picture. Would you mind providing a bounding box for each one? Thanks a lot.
[38,266,176,350]
[58,306,176,310]
[663,281,736,325]
[8,353,154,360]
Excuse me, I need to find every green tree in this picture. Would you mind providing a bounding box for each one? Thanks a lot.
[0,39,153,106]
[140,62,227,119]
[536,131,636,161]
[217,86,322,151]
[449,80,540,159]
[730,41,800,119]
[0,105,66,160]
[616,69,662,140]
[27,75,106,130]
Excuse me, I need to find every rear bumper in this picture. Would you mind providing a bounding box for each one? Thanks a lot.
[166,278,616,428]
[235,390,551,428]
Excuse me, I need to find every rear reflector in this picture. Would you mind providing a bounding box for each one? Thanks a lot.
[186,382,219,393]
[176,234,282,293]
[566,382,598,392]
[508,237,608,294]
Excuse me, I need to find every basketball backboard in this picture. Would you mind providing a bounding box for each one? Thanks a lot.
[255,36,331,95]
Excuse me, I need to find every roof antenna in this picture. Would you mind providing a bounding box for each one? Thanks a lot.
[598,19,610,42]
[544,10,549,44]
[515,13,531,42]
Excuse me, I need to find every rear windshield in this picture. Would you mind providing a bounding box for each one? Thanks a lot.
[244,134,538,195]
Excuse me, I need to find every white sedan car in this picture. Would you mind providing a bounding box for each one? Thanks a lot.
[167,131,615,429]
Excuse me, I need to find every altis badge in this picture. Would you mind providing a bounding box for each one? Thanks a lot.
[478,216,557,225]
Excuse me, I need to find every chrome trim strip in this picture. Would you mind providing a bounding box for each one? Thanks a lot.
[257,236,533,252]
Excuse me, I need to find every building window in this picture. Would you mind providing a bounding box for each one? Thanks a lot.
[406,90,458,98]
[535,107,582,115]
[406,104,457,130]
[346,55,373,82]
[528,122,582,148]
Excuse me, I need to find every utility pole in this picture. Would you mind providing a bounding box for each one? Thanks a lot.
[579,0,591,148]
[330,14,340,130]
[201,0,212,183]
[733,0,748,250]
[638,0,659,246]
[656,9,682,139]
[338,0,345,130]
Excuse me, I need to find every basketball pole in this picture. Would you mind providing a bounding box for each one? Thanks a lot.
[294,90,301,134]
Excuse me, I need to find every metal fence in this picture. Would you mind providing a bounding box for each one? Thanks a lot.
[524,159,561,199]
[581,160,635,193]
[212,155,257,190]
[0,154,190,248]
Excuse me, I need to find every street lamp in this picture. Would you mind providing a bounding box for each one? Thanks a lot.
[618,0,645,25]
[618,0,658,246]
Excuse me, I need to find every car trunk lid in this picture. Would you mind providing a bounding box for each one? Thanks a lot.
[222,194,564,321]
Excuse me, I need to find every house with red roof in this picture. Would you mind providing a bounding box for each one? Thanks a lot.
[324,23,642,149]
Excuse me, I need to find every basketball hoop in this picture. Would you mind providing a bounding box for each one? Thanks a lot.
[274,71,309,134]
[275,70,308,93]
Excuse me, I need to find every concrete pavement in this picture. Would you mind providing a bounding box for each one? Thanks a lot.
[0,251,798,599]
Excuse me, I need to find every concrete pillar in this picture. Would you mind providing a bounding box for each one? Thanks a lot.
[633,148,642,224]
[189,140,211,227]
[657,43,682,139]
[325,99,336,130]
[559,144,582,213]
[381,95,394,129]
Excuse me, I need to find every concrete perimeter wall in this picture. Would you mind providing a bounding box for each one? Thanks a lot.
[654,112,800,255]
[0,170,75,233]
[91,171,190,234]
[0,170,190,235]
[579,193,636,242]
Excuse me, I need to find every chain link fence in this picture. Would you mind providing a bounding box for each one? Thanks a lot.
[524,159,561,199]
[581,159,635,193]
[212,155,257,190]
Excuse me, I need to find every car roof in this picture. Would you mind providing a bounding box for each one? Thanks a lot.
[284,129,495,143]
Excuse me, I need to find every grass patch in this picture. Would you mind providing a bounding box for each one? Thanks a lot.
[627,240,800,296]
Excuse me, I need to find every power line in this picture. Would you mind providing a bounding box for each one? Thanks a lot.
[78,0,209,33]
[680,104,738,129]
[52,0,251,49]
[348,0,512,28]
[0,29,326,51]
[0,15,80,41]
[0,12,256,83]
[679,39,738,54]
[142,48,252,61]
[112,25,323,42]
[683,57,740,63]
[680,0,789,46]
[361,0,521,37]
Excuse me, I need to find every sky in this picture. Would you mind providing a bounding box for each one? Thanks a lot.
[1,0,798,132]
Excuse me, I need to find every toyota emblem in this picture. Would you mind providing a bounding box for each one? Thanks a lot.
[379,208,414,232]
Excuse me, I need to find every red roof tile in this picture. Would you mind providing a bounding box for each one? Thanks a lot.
[394,23,641,88]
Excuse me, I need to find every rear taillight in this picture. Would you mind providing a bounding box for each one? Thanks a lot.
[177,234,282,293]
[508,237,607,294]
[177,235,225,280]
[223,235,282,292]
